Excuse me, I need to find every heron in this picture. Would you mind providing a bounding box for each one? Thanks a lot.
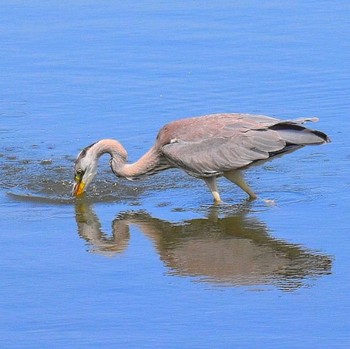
[73,113,330,203]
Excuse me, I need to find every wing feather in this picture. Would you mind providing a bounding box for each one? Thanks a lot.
[162,129,286,177]
[158,113,329,178]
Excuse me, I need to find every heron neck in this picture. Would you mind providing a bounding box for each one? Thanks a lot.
[92,139,127,159]
[90,139,159,179]
[112,147,162,179]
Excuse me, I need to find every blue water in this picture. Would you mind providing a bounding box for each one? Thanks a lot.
[1,1,350,348]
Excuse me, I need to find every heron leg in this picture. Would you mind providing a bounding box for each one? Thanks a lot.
[204,177,221,203]
[224,170,257,200]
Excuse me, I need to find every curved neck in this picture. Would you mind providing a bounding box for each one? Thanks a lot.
[91,139,164,179]
[91,139,127,160]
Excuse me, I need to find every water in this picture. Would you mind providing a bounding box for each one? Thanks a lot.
[1,1,349,348]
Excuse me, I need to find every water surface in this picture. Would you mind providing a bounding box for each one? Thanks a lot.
[1,1,349,348]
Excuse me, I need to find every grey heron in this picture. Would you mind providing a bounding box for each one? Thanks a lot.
[73,113,330,202]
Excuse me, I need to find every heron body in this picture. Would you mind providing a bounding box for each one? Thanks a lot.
[73,113,330,202]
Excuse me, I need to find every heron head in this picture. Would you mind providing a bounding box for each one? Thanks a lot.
[73,143,98,196]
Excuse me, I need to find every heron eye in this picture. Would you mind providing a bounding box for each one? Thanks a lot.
[75,169,84,181]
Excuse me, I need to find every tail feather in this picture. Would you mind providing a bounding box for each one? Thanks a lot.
[291,117,319,124]
[270,122,331,145]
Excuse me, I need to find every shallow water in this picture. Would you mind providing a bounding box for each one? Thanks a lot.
[1,1,350,348]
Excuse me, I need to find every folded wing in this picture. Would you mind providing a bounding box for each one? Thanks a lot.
[161,117,329,177]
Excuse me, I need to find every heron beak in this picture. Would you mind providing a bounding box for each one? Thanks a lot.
[73,180,86,196]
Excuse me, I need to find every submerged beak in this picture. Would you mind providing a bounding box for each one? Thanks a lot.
[73,180,86,196]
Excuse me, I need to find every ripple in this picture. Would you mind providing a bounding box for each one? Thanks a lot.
[1,150,148,204]
[256,190,310,207]
[6,178,149,205]
[7,191,74,205]
[0,147,201,205]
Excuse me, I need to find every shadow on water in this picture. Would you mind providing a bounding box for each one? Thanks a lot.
[75,201,332,291]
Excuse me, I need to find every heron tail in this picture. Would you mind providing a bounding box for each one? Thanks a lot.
[270,122,331,145]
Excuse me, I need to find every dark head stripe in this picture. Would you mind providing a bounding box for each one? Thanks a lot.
[75,142,96,163]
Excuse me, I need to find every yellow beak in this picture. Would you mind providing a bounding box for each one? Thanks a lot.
[73,181,86,196]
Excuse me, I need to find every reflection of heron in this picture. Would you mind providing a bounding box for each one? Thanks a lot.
[75,203,130,257]
[73,113,330,203]
[75,202,332,290]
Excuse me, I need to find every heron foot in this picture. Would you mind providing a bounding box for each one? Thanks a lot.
[263,198,276,206]
[213,196,222,205]
[204,177,222,203]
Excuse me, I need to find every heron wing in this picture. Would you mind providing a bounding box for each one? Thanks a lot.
[162,128,286,177]
[157,113,318,145]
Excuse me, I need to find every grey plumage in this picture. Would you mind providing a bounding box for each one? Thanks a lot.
[161,114,330,178]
